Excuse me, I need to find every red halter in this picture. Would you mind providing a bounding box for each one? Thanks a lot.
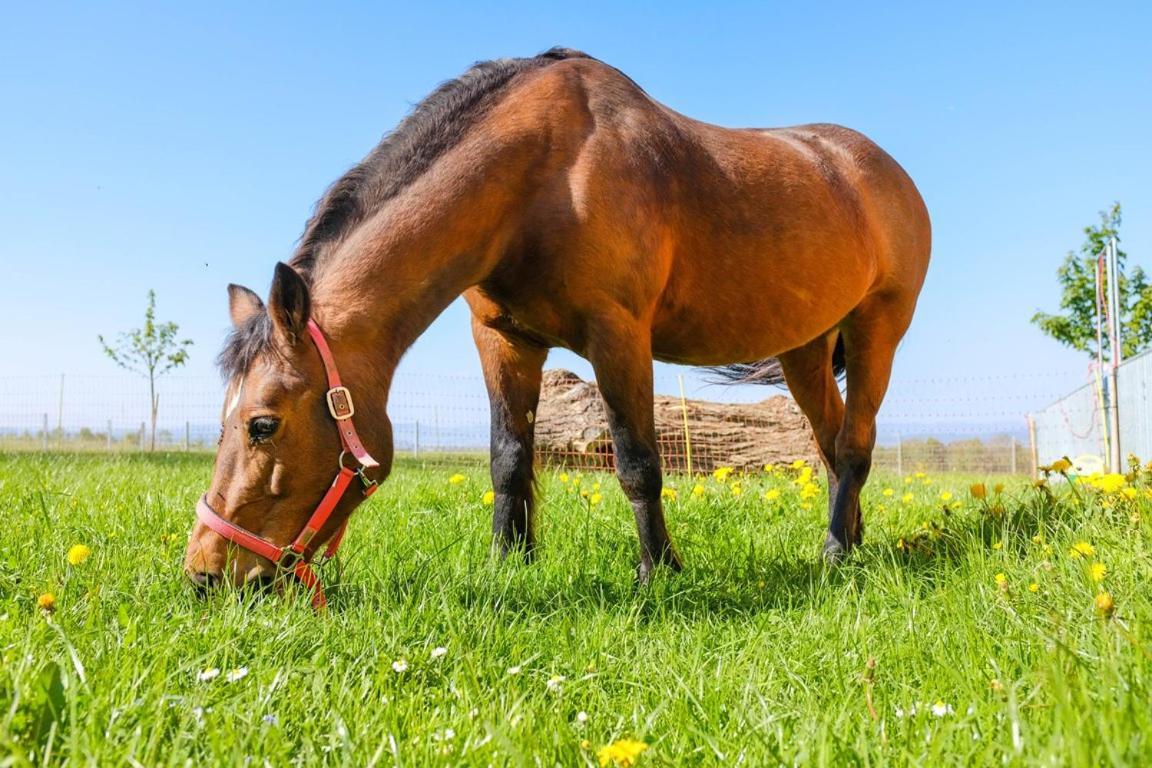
[195,318,379,610]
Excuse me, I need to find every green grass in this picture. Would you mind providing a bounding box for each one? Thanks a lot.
[0,453,1149,766]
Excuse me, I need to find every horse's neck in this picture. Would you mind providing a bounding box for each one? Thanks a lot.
[307,153,526,389]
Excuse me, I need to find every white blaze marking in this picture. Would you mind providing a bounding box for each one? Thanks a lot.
[225,378,244,420]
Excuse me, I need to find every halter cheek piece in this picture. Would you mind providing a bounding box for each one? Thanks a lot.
[195,319,379,610]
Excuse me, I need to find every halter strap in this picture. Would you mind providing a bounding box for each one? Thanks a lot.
[195,319,379,610]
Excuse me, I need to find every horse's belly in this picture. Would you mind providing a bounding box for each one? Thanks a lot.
[650,267,868,365]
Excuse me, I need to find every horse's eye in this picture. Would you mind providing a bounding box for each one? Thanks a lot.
[247,416,280,443]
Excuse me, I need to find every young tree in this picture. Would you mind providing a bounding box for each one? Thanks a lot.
[1031,203,1152,363]
[98,290,193,451]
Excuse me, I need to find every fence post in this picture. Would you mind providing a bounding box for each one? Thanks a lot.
[139,422,146,453]
[896,433,903,477]
[1105,236,1123,472]
[42,413,48,452]
[184,421,190,452]
[1010,439,1017,475]
[1027,416,1038,478]
[107,419,113,452]
[414,420,420,460]
[678,375,693,474]
[56,374,65,450]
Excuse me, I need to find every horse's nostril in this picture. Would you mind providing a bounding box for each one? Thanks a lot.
[189,571,220,592]
[249,575,278,593]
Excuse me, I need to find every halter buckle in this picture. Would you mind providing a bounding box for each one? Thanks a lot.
[326,386,355,420]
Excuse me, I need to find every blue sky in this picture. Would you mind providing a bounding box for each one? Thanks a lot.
[2,2,1149,436]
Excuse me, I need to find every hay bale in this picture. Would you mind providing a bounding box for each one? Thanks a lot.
[534,369,821,472]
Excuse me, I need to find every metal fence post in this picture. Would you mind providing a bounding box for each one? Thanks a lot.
[56,374,65,450]
[42,413,48,452]
[184,421,190,452]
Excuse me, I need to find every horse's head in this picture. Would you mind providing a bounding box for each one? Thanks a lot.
[184,263,391,592]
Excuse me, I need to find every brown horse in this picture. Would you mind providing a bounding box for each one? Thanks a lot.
[184,48,930,592]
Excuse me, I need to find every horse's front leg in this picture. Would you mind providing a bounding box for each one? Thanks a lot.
[472,316,548,560]
[586,315,682,581]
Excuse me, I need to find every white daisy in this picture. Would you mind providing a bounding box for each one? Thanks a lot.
[197,668,220,682]
[392,659,409,673]
[931,701,954,717]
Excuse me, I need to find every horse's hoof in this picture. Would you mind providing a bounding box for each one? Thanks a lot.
[822,535,851,564]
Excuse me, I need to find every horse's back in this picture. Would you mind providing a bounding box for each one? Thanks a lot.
[501,58,930,362]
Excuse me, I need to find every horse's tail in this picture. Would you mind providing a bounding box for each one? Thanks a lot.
[707,334,846,387]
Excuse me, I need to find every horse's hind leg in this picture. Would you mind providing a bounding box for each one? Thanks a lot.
[825,293,915,560]
[778,331,846,533]
[472,317,548,560]
[585,316,682,580]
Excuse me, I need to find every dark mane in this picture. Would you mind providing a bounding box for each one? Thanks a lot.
[217,311,274,381]
[218,47,592,380]
[289,46,592,278]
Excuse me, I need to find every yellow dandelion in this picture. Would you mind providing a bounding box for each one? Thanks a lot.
[67,544,92,566]
[593,482,601,491]
[559,473,569,484]
[994,572,1007,586]
[448,473,466,485]
[939,491,953,502]
[712,466,734,483]
[764,488,781,501]
[993,483,1005,494]
[1095,591,1115,618]
[1028,582,1039,593]
[1069,541,1095,559]
[597,738,648,767]
[969,483,986,499]
[882,488,895,497]
[692,483,706,498]
[482,490,495,506]
[660,487,677,501]
[1089,473,1125,494]
[37,592,56,612]
[580,739,592,750]
[992,541,1003,551]
[1089,562,1107,582]
[790,459,806,469]
[589,492,602,506]
[1049,457,1072,473]
[730,484,742,496]
[901,492,914,504]
[800,482,819,500]
[1121,486,1138,500]
[794,466,813,486]
[914,471,927,479]
[763,463,776,473]
[903,476,914,485]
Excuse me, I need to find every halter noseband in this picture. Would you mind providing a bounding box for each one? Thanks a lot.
[195,318,379,610]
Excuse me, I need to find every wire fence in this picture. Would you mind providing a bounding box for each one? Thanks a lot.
[0,369,1080,476]
[1031,347,1152,468]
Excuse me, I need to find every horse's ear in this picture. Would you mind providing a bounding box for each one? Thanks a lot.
[227,284,264,328]
[268,262,311,344]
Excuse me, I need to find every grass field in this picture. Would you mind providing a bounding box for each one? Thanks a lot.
[0,453,1149,766]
